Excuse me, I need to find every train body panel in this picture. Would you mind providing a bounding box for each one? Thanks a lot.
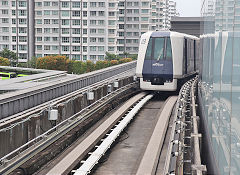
[136,31,199,91]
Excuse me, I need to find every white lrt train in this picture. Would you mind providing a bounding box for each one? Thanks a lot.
[136,31,199,91]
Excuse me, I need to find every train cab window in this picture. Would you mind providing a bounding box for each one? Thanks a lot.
[153,38,165,60]
[145,38,152,60]
[166,37,172,60]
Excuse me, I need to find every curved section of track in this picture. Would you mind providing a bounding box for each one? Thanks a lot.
[39,92,177,175]
[44,92,148,175]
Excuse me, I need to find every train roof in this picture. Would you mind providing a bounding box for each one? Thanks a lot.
[145,31,199,40]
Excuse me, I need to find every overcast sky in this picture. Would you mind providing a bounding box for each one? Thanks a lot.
[174,0,202,17]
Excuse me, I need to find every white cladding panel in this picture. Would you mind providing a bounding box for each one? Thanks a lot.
[136,32,153,78]
[170,32,184,77]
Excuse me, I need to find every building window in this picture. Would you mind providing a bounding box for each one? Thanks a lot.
[52,19,59,24]
[98,29,104,34]
[98,38,104,42]
[44,19,51,24]
[52,28,58,33]
[62,37,70,43]
[73,19,80,25]
[62,11,69,17]
[72,11,80,17]
[98,46,104,51]
[19,18,27,24]
[12,1,16,7]
[90,20,96,25]
[52,10,58,15]
[2,9,8,15]
[90,46,96,51]
[36,37,42,42]
[19,10,27,16]
[36,11,42,16]
[37,28,42,33]
[108,20,115,25]
[44,45,50,50]
[108,38,114,43]
[98,11,104,16]
[90,37,96,42]
[108,47,114,51]
[44,28,51,33]
[72,28,80,34]
[83,37,87,43]
[35,2,42,7]
[12,27,16,33]
[44,10,51,15]
[2,27,9,32]
[62,28,70,34]
[83,20,87,26]
[90,29,96,34]
[62,46,69,52]
[19,27,27,33]
[62,19,70,25]
[72,37,80,43]
[19,36,27,42]
[83,2,87,8]
[83,29,87,34]
[36,45,42,50]
[90,2,96,7]
[98,2,105,7]
[1,18,8,24]
[2,36,9,41]
[62,2,69,8]
[52,2,58,6]
[72,2,80,8]
[72,46,80,52]
[52,46,58,50]
[36,19,42,24]
[19,1,27,7]
[44,1,51,6]
[52,37,58,41]
[83,46,87,52]
[109,3,115,7]
[90,11,96,16]
[2,1,8,6]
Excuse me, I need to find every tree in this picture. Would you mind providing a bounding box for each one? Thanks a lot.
[0,57,10,66]
[123,52,129,58]
[27,56,38,68]
[105,52,117,61]
[0,48,18,66]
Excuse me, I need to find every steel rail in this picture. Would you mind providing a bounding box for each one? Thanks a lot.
[73,94,154,175]
[45,92,147,175]
[136,96,177,175]
[0,83,137,175]
[0,68,135,127]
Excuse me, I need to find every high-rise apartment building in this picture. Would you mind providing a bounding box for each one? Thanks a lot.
[0,0,178,62]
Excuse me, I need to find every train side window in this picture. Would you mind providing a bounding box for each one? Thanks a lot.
[153,37,165,60]
[145,38,152,60]
[166,37,172,60]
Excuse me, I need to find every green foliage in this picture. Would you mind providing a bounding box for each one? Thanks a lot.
[35,55,133,75]
[36,55,69,71]
[0,48,18,66]
[0,57,10,66]
[105,52,117,61]
[27,56,38,68]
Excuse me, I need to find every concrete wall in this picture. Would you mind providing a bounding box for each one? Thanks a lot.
[0,77,134,158]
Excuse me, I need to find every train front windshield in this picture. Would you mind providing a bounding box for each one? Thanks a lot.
[142,36,173,85]
[145,37,172,60]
